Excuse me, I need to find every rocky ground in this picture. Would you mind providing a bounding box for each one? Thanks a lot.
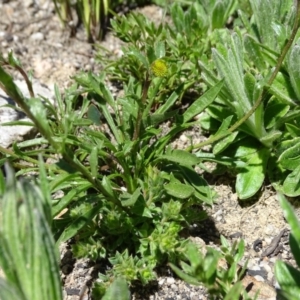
[0,1,298,299]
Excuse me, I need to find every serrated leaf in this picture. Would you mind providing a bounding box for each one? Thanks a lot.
[236,147,270,199]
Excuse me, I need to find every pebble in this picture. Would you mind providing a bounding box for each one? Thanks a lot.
[166,277,175,285]
[179,134,188,142]
[30,32,44,41]
[254,275,264,282]
[171,283,178,292]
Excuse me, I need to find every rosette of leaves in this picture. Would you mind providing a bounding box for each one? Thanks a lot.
[196,0,300,199]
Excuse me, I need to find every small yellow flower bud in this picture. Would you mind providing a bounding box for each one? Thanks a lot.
[151,59,168,77]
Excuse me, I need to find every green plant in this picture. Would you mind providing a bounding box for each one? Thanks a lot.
[0,162,131,300]
[169,237,255,299]
[2,0,300,297]
[52,0,151,41]
[0,161,63,300]
[0,11,225,293]
[187,0,300,200]
[275,193,300,300]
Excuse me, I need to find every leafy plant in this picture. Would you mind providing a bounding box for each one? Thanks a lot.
[169,237,255,299]
[2,0,300,297]
[275,193,300,300]
[0,161,63,300]
[52,0,150,41]
[189,0,300,199]
[0,10,225,294]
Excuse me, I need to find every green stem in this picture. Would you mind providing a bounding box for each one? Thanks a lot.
[133,73,151,141]
[189,0,300,151]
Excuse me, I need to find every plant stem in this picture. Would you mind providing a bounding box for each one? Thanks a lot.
[189,0,300,151]
[133,73,151,141]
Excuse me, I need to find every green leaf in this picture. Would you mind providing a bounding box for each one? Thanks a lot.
[182,80,224,123]
[278,142,300,170]
[259,130,282,146]
[0,164,62,300]
[121,188,141,207]
[89,146,99,178]
[278,193,300,266]
[236,147,270,199]
[275,260,300,299]
[164,181,194,199]
[224,282,243,300]
[171,3,185,32]
[158,149,200,166]
[154,41,165,59]
[282,165,300,197]
[102,278,130,300]
[169,263,200,285]
[51,184,91,217]
[180,167,213,204]
[290,233,300,268]
[244,35,266,70]
[212,1,226,30]
[269,72,297,106]
[285,123,300,137]
[264,99,290,129]
[213,132,239,155]
[0,279,24,300]
[56,203,102,244]
[156,85,183,115]
[287,42,300,99]
[87,104,101,125]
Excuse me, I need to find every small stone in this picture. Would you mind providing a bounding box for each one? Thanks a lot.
[179,134,188,142]
[30,32,44,41]
[254,275,264,282]
[158,278,165,286]
[166,277,175,285]
[171,284,178,292]
[24,0,34,7]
